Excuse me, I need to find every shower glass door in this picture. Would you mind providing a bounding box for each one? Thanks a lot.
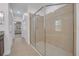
[31,4,74,56]
[35,8,45,55]
[45,4,74,56]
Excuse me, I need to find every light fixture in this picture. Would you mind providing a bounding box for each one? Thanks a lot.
[17,11,21,14]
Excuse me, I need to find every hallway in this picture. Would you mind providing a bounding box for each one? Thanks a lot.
[10,35,39,56]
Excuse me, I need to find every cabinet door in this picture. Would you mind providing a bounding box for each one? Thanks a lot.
[46,4,74,56]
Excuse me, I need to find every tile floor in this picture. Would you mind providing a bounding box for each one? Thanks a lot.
[10,34,39,56]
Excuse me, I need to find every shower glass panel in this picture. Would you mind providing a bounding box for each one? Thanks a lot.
[30,14,36,47]
[45,4,74,56]
[30,4,74,56]
[35,8,45,55]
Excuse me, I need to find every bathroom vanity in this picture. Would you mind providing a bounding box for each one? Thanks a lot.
[0,31,4,56]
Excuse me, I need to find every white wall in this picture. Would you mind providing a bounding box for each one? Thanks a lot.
[8,7,15,55]
[0,3,8,55]
[22,13,30,44]
[0,3,14,55]
[0,25,5,31]
[0,3,9,55]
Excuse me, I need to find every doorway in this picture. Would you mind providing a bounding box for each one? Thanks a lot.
[14,22,22,37]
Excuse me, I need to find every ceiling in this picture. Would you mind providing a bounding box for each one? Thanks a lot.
[9,3,28,17]
[9,3,52,17]
[27,3,52,13]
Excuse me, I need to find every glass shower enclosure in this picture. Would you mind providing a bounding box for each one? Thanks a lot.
[30,3,74,56]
